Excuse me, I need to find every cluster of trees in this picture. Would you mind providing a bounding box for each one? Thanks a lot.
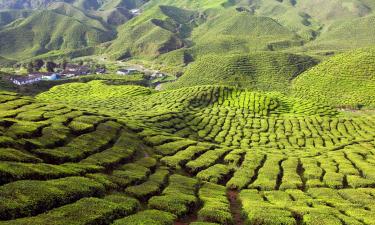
[26,59,66,73]
[22,59,106,73]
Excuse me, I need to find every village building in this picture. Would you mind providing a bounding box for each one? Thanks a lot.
[60,70,81,78]
[61,64,91,77]
[29,72,60,81]
[64,64,90,75]
[10,74,43,85]
[95,68,107,74]
[130,9,141,16]
[10,71,62,86]
[117,68,138,75]
[150,71,166,79]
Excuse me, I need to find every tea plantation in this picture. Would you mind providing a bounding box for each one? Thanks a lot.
[0,82,370,225]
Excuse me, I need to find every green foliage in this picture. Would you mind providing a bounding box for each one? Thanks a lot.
[198,182,233,224]
[0,10,113,59]
[293,47,375,108]
[0,161,103,184]
[113,209,176,225]
[148,174,198,216]
[164,52,318,93]
[1,197,137,225]
[0,176,105,220]
[0,78,375,225]
[125,169,169,200]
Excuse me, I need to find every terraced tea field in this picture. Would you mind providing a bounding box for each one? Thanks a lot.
[1,83,375,224]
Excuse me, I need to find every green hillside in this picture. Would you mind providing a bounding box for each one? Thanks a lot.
[164,52,318,92]
[99,0,147,11]
[0,0,375,224]
[0,0,148,10]
[107,5,303,59]
[2,0,375,61]
[190,10,302,55]
[293,48,375,108]
[106,4,203,59]
[308,15,375,51]
[0,10,113,59]
[92,7,132,26]
[47,2,110,31]
[0,78,372,224]
[0,10,33,27]
[0,56,16,66]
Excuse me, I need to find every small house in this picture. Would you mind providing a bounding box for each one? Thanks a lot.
[117,68,138,75]
[10,74,43,85]
[95,68,107,74]
[130,9,141,16]
[60,70,81,78]
[29,72,59,81]
[65,64,90,75]
[150,72,166,79]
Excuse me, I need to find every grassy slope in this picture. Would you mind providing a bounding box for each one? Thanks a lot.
[307,14,375,51]
[190,10,301,55]
[0,10,33,27]
[99,0,147,10]
[107,3,302,59]
[47,2,110,31]
[36,81,336,117]
[0,10,113,59]
[3,85,375,225]
[292,47,375,108]
[0,56,16,66]
[106,3,203,59]
[164,52,318,93]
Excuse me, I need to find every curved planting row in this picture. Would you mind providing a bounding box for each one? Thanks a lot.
[0,88,374,225]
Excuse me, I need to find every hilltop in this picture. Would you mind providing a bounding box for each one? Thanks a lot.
[293,47,375,108]
[0,9,113,59]
[0,0,375,224]
[164,52,318,92]
[0,0,375,62]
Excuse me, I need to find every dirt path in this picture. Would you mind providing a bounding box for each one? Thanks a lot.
[228,190,245,225]
[174,213,198,225]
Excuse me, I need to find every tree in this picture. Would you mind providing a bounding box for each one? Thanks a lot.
[27,62,34,73]
[46,61,57,72]
[33,59,44,71]
[61,59,68,70]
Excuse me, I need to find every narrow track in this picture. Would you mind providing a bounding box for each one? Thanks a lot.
[228,190,245,225]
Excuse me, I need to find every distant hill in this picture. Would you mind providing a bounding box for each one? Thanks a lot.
[0,10,33,27]
[0,0,147,10]
[104,0,375,70]
[164,52,318,92]
[292,48,375,108]
[0,9,113,59]
[0,55,15,66]
[1,0,375,65]
[0,0,58,9]
[307,14,375,51]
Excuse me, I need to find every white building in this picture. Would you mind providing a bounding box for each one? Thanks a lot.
[150,72,166,79]
[11,75,43,85]
[130,9,141,16]
[117,68,138,75]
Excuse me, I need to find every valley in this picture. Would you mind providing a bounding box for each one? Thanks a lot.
[0,0,374,224]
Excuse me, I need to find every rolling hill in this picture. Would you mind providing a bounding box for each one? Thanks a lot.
[1,0,375,62]
[164,52,318,92]
[0,0,374,108]
[0,0,148,10]
[2,85,375,224]
[0,9,113,59]
[0,9,32,27]
[293,47,375,108]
